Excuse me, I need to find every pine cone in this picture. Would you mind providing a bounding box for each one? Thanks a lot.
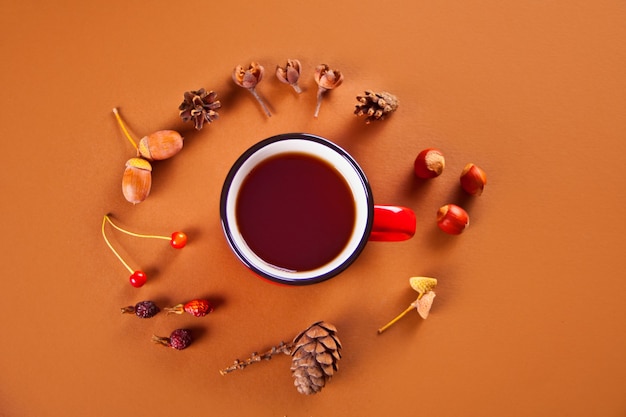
[354,90,399,123]
[290,321,342,395]
[179,88,221,130]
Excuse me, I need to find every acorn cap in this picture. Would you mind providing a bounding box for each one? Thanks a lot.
[125,157,152,171]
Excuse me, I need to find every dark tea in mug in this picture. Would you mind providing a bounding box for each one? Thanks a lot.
[235,152,356,272]
[220,133,377,285]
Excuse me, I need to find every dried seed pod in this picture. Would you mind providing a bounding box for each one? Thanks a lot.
[354,90,399,123]
[415,291,436,319]
[378,277,438,334]
[276,59,303,93]
[409,277,438,299]
[164,299,214,317]
[233,62,271,117]
[313,64,343,118]
[137,130,184,161]
[122,157,152,204]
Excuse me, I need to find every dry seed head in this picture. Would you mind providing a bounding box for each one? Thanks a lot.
[276,59,302,93]
[414,291,436,319]
[409,277,438,298]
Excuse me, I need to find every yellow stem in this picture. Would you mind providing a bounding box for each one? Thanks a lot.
[112,108,138,150]
[103,214,169,241]
[377,304,415,334]
[101,215,134,274]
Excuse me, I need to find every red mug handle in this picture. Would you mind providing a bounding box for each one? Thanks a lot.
[369,205,416,241]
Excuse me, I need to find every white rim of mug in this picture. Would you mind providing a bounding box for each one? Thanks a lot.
[220,133,374,285]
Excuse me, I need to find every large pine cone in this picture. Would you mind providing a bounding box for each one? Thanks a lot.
[290,321,342,395]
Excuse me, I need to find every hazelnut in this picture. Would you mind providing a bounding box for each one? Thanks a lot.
[414,148,445,179]
[436,204,469,235]
[460,163,487,196]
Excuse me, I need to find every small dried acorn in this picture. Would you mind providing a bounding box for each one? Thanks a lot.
[113,108,183,162]
[122,157,152,204]
[437,204,469,235]
[460,163,487,196]
[414,148,445,179]
[137,130,183,161]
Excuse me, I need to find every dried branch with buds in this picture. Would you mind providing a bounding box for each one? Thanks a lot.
[220,321,342,395]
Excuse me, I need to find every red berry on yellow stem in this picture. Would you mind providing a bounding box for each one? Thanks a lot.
[437,204,469,235]
[170,232,187,249]
[101,215,187,287]
[460,163,487,196]
[414,148,445,179]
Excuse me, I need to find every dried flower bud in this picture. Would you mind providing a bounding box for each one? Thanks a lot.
[276,59,303,93]
[233,62,271,117]
[313,64,343,118]
[377,277,438,334]
[179,88,221,130]
[354,90,399,123]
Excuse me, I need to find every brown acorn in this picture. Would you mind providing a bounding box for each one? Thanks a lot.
[137,130,184,161]
[122,157,152,204]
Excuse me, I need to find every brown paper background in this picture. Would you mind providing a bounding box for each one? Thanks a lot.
[1,1,625,416]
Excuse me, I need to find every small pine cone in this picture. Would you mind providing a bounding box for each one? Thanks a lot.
[290,321,342,395]
[179,88,221,130]
[354,90,399,123]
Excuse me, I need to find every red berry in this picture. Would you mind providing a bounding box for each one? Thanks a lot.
[169,329,192,350]
[152,329,193,350]
[134,301,160,318]
[170,231,187,249]
[184,299,214,317]
[129,270,147,287]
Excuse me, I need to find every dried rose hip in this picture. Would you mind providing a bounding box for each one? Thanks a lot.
[164,299,214,317]
[152,328,192,350]
[121,300,160,318]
